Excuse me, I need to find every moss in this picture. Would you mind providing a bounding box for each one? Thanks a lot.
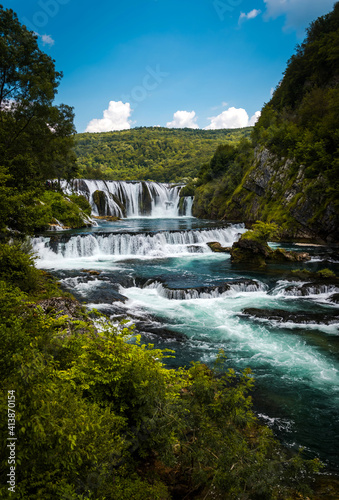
[40,191,90,228]
[318,268,336,278]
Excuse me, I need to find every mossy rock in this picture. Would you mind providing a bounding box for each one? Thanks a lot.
[269,248,311,262]
[92,190,108,216]
[139,182,153,215]
[207,242,232,253]
[230,238,270,266]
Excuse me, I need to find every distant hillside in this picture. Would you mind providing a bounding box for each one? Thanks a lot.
[193,3,339,243]
[75,127,252,183]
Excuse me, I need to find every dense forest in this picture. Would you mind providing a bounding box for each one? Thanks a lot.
[75,127,251,183]
[193,2,339,243]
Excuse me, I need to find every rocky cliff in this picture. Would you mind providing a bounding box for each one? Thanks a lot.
[224,147,339,243]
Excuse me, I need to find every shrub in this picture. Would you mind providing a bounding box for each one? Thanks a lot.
[242,221,281,243]
[317,268,336,278]
[0,243,40,292]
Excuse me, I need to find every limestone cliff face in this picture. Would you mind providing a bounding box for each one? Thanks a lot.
[224,148,338,243]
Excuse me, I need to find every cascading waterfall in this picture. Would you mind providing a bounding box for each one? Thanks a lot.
[143,280,268,300]
[32,226,243,261]
[61,179,193,218]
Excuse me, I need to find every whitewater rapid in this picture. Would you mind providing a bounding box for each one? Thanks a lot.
[31,218,339,469]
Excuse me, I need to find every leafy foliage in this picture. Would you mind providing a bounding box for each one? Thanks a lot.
[75,127,252,183]
[242,221,281,243]
[0,247,322,499]
[193,138,254,218]
[40,191,92,228]
[253,3,339,191]
[0,6,78,234]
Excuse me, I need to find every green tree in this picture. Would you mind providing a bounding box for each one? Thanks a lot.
[0,6,78,233]
[0,6,77,185]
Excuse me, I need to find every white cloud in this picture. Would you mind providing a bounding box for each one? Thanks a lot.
[41,34,55,47]
[85,101,133,133]
[263,0,335,34]
[166,110,199,129]
[239,9,261,22]
[249,110,261,126]
[205,107,260,130]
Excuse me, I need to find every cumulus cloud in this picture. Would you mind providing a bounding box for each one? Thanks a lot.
[205,107,260,130]
[85,101,133,133]
[239,9,261,23]
[41,34,55,46]
[248,110,261,126]
[166,110,199,129]
[263,0,335,34]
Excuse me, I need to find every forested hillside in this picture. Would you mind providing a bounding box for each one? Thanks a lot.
[193,3,339,243]
[75,127,251,182]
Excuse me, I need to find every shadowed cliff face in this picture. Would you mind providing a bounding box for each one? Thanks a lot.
[224,148,339,243]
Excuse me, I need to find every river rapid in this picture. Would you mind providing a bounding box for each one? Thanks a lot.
[32,181,339,472]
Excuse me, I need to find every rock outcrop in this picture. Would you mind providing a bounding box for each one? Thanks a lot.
[230,236,310,266]
[224,148,339,243]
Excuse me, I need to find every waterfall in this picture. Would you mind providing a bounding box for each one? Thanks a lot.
[61,179,193,218]
[143,280,267,300]
[32,226,242,262]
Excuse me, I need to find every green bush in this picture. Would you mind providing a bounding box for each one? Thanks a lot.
[317,268,336,278]
[69,194,92,215]
[40,191,89,228]
[0,243,40,292]
[0,252,323,500]
[242,221,281,243]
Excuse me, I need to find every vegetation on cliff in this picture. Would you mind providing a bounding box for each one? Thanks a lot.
[75,127,251,183]
[193,3,339,242]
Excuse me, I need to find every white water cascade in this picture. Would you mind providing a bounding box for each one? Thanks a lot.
[32,226,243,263]
[61,179,193,218]
[143,280,268,300]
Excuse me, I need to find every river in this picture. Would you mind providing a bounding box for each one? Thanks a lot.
[32,181,339,472]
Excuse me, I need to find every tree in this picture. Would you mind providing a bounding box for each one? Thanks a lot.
[0,6,77,191]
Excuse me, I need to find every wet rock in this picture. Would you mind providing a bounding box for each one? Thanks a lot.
[139,182,153,215]
[284,281,339,296]
[329,293,339,304]
[207,241,232,253]
[270,248,310,262]
[93,215,121,221]
[230,237,311,266]
[81,269,101,276]
[241,307,339,325]
[230,238,270,266]
[134,321,186,341]
[92,190,108,216]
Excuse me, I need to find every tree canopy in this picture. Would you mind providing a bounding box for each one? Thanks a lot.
[75,127,252,183]
[0,6,78,233]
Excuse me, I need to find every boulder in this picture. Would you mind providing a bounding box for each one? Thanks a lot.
[241,307,339,325]
[207,241,232,253]
[230,238,270,266]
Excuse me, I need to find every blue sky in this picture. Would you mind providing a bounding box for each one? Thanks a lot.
[9,0,336,132]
